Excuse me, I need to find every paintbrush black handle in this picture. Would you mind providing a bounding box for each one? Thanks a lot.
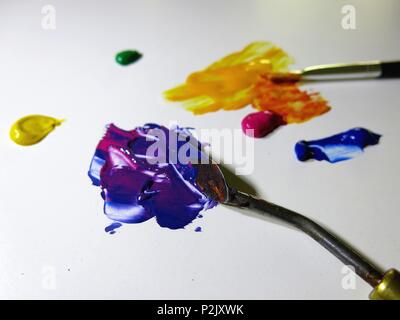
[380,61,400,78]
[228,189,383,288]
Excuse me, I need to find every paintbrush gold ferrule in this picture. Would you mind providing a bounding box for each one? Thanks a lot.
[370,268,400,300]
[270,71,302,82]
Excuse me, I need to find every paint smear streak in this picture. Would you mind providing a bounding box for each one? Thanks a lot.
[252,78,329,123]
[164,42,330,123]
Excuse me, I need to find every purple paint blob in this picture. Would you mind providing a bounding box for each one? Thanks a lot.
[195,227,202,232]
[241,110,285,138]
[295,127,381,163]
[88,123,217,230]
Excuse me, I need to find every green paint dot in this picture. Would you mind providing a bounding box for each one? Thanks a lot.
[115,50,142,66]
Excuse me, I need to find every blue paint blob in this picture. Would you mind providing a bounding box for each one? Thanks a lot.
[195,227,202,232]
[105,222,122,234]
[88,124,217,230]
[295,127,381,163]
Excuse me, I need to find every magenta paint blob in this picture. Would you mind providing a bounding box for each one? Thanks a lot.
[241,110,285,138]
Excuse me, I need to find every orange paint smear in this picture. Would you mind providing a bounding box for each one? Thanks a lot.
[253,77,330,123]
[164,42,330,123]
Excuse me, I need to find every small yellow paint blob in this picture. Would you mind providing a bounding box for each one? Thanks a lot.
[10,115,64,146]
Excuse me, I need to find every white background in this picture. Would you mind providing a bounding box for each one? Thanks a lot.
[0,0,399,299]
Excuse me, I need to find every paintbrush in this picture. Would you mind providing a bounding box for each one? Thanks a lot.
[193,162,400,300]
[271,60,400,82]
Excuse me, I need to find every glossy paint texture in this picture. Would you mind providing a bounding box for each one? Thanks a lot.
[88,124,217,230]
[295,127,381,163]
[10,115,63,146]
[115,50,142,66]
[241,110,285,138]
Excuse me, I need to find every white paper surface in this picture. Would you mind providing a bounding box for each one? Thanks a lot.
[0,0,399,299]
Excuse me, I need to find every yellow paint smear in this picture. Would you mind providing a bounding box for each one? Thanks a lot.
[164,41,330,123]
[10,115,64,146]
